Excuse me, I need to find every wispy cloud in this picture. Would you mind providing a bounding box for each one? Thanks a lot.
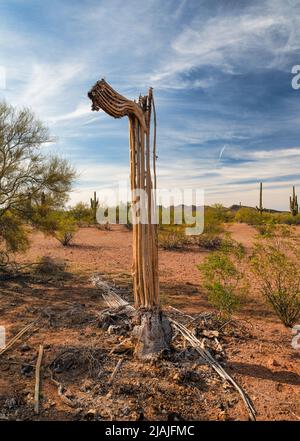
[0,0,300,210]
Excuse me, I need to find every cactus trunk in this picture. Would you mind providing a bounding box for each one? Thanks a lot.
[290,186,298,216]
[90,191,99,223]
[256,182,264,214]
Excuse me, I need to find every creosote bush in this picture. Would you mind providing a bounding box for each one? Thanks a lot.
[195,234,223,250]
[235,207,266,225]
[158,230,188,250]
[70,202,93,226]
[54,215,78,246]
[251,234,300,327]
[198,242,247,319]
[37,211,78,246]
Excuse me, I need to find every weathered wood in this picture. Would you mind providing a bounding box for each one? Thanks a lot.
[88,80,159,309]
[0,322,36,357]
[34,344,44,414]
[88,80,171,358]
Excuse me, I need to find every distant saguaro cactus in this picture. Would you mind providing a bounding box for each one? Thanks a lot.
[90,191,99,223]
[256,182,264,214]
[290,186,298,216]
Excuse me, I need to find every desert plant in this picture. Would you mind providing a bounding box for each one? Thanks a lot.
[255,223,276,237]
[195,233,223,250]
[235,207,264,225]
[0,211,29,253]
[0,101,75,266]
[70,202,93,225]
[251,236,300,327]
[158,230,189,250]
[290,186,299,216]
[53,214,78,246]
[198,246,247,319]
[211,203,235,223]
[37,211,78,246]
[35,256,67,275]
[204,206,224,234]
[256,182,264,214]
[90,191,99,223]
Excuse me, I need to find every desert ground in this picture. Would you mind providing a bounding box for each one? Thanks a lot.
[0,224,299,421]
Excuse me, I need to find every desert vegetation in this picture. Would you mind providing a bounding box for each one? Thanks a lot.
[0,101,300,422]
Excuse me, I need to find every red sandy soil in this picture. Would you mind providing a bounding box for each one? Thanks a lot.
[0,224,299,421]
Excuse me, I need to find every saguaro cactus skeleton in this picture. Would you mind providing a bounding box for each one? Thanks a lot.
[88,79,171,358]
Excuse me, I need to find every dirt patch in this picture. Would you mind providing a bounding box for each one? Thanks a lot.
[0,225,299,420]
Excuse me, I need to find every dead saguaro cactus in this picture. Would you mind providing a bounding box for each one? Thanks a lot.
[290,186,299,216]
[88,79,171,359]
[256,182,264,214]
[90,191,99,223]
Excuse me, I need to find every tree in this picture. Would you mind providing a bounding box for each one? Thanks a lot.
[0,101,75,263]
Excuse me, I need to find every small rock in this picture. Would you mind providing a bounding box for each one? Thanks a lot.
[21,364,33,377]
[20,344,31,353]
[268,358,280,368]
[276,383,283,392]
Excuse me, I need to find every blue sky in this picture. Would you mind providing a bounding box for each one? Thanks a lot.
[1,0,300,209]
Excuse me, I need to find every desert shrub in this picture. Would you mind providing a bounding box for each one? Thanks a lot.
[70,202,93,225]
[195,234,223,250]
[35,256,67,275]
[0,211,29,253]
[255,223,276,237]
[158,230,189,250]
[235,207,265,225]
[204,207,224,234]
[37,211,78,246]
[54,214,78,246]
[251,236,300,327]
[278,213,300,225]
[211,203,235,223]
[198,246,247,319]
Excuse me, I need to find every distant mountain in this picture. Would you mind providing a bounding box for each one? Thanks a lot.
[229,204,287,214]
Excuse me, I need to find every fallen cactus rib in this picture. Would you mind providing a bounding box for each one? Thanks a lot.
[93,277,256,421]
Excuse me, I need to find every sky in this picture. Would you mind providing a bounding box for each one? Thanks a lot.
[1,0,300,210]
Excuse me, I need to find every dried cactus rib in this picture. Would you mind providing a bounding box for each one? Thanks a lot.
[95,282,256,422]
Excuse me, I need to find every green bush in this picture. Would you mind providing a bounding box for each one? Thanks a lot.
[251,236,300,327]
[274,213,300,225]
[158,230,189,250]
[36,211,78,246]
[198,246,247,319]
[0,211,29,253]
[53,214,78,246]
[195,234,223,250]
[235,207,266,225]
[204,206,224,234]
[70,202,93,225]
[211,203,235,223]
